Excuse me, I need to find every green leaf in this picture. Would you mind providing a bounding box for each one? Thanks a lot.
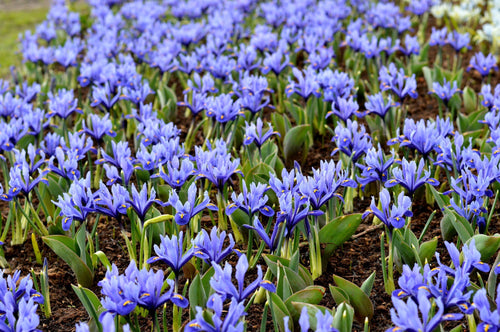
[428,186,449,211]
[392,229,416,266]
[283,124,310,164]
[72,285,103,331]
[446,209,474,243]
[419,237,438,264]
[285,286,325,319]
[290,303,330,329]
[93,251,112,271]
[283,265,307,293]
[332,302,354,332]
[463,86,477,114]
[188,274,207,319]
[268,292,291,332]
[43,236,93,288]
[329,285,350,304]
[466,234,500,262]
[332,275,374,322]
[318,214,362,246]
[422,66,433,89]
[360,272,375,296]
[440,210,457,241]
[75,225,88,266]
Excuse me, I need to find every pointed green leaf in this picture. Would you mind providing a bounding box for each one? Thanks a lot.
[43,236,93,288]
[360,272,375,296]
[419,237,438,264]
[333,275,374,322]
[319,214,362,246]
[283,124,310,164]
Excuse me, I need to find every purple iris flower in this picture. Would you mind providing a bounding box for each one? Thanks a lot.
[232,74,273,114]
[388,290,453,332]
[326,96,362,122]
[52,174,94,231]
[365,93,399,119]
[447,31,471,53]
[185,73,217,95]
[407,0,433,15]
[385,158,439,196]
[135,268,189,310]
[429,27,448,47]
[98,263,141,319]
[226,180,274,217]
[176,54,201,75]
[193,227,235,264]
[363,188,413,230]
[0,118,28,153]
[127,183,162,223]
[155,156,194,191]
[331,120,372,162]
[318,69,355,103]
[165,183,218,226]
[24,108,49,136]
[307,47,335,70]
[121,81,154,106]
[269,167,303,197]
[261,51,290,76]
[472,287,500,332]
[195,140,242,192]
[47,89,81,119]
[205,94,244,124]
[236,44,261,72]
[277,192,323,237]
[243,118,280,149]
[50,148,80,180]
[2,162,49,201]
[400,35,420,56]
[12,144,47,176]
[379,63,418,102]
[388,117,452,159]
[210,254,276,303]
[429,79,461,107]
[356,146,395,189]
[244,216,281,253]
[185,294,246,332]
[147,232,194,277]
[0,269,43,332]
[299,160,357,210]
[81,113,116,143]
[467,52,499,78]
[94,182,129,221]
[15,82,40,103]
[177,92,208,118]
[285,67,321,101]
[90,83,122,111]
[285,307,339,332]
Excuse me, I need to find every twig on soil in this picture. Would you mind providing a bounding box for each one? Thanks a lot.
[352,224,384,240]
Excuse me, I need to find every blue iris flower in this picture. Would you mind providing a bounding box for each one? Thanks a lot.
[226,180,274,217]
[363,188,413,230]
[210,254,276,303]
[185,294,246,332]
[331,120,372,162]
[385,158,439,196]
[147,232,194,277]
[468,52,499,78]
[193,227,235,264]
[365,93,399,120]
[243,118,280,149]
[166,182,218,226]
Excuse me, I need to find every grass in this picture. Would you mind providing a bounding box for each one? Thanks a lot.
[0,7,49,78]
